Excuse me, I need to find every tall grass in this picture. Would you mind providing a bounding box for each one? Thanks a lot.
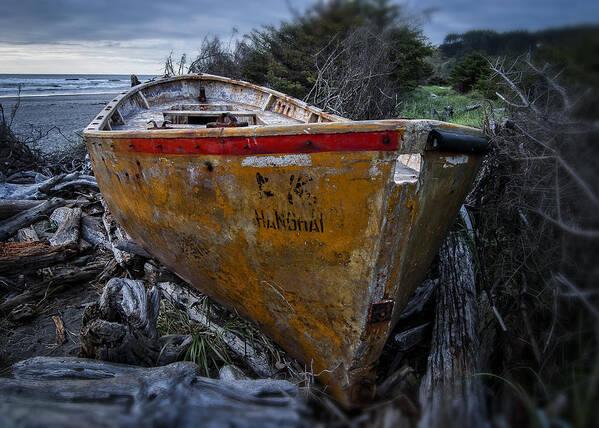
[396,85,495,127]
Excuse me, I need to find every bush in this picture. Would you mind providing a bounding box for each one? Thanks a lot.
[449,52,492,94]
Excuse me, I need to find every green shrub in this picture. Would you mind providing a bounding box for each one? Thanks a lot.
[449,52,492,94]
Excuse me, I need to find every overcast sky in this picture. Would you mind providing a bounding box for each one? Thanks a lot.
[0,0,597,74]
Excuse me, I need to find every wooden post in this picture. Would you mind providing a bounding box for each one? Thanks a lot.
[418,232,489,428]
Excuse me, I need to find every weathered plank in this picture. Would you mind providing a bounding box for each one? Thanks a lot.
[0,240,78,274]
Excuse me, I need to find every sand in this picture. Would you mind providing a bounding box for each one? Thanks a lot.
[0,93,116,157]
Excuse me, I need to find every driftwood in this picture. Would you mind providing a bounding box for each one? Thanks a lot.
[101,201,133,265]
[0,199,41,220]
[0,262,103,314]
[418,232,489,428]
[158,281,277,377]
[0,240,78,274]
[80,214,109,248]
[0,197,65,241]
[399,279,438,320]
[49,207,82,246]
[80,278,162,366]
[0,356,305,427]
[0,172,98,200]
[17,225,39,242]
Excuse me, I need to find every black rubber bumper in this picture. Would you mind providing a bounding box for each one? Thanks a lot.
[426,129,490,154]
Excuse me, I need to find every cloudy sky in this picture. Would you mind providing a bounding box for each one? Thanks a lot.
[0,0,597,74]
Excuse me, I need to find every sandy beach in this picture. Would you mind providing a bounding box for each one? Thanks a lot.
[0,93,116,156]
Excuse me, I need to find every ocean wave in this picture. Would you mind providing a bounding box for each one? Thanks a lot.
[0,74,154,97]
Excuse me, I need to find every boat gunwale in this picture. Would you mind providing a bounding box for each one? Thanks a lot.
[83,73,347,135]
[84,117,483,141]
[83,73,483,144]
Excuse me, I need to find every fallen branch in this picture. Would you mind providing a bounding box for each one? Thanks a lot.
[158,281,277,377]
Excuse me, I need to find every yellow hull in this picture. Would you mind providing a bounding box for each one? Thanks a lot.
[84,75,486,406]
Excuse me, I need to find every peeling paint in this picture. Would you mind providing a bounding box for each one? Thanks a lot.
[241,154,312,167]
[442,154,469,168]
[394,154,421,184]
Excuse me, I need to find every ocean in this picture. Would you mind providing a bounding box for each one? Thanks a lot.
[0,74,157,98]
[0,74,155,156]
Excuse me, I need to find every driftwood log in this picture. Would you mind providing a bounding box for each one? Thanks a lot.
[49,206,82,246]
[0,356,305,427]
[418,232,489,428]
[0,199,42,221]
[80,278,162,365]
[0,197,65,241]
[0,240,78,274]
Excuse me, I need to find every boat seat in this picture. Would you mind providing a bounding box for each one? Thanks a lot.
[163,110,260,125]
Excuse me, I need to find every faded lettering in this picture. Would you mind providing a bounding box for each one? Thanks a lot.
[254,209,324,233]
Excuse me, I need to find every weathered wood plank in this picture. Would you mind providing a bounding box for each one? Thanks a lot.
[0,240,78,274]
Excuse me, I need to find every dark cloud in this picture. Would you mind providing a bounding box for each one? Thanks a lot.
[414,0,599,43]
[0,0,313,43]
[0,0,597,73]
[1,0,597,45]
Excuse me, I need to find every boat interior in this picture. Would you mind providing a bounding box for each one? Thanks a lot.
[86,75,347,133]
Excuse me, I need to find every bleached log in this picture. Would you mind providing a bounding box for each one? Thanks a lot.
[418,233,489,428]
[158,281,277,377]
[0,197,65,241]
[80,278,161,366]
[49,207,82,246]
[0,173,98,200]
[0,357,304,427]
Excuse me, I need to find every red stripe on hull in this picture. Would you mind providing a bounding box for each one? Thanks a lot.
[116,131,400,155]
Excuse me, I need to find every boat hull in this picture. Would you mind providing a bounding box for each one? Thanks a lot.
[86,121,482,406]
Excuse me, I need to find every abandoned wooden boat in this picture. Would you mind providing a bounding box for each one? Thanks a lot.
[83,74,488,407]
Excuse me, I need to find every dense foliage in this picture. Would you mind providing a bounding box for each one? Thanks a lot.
[177,0,433,118]
[440,26,599,90]
[449,52,492,94]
